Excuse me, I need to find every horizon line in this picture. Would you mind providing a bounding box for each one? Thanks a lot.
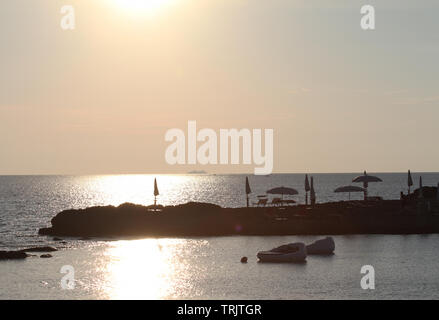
[1,171,439,177]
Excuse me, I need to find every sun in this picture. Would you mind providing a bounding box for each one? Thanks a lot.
[112,0,175,17]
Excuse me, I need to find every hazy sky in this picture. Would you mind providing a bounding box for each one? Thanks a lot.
[1,0,438,174]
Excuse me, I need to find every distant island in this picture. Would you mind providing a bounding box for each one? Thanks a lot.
[187,170,208,174]
[39,188,439,238]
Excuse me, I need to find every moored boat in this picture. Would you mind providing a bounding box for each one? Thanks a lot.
[306,237,335,255]
[257,242,307,263]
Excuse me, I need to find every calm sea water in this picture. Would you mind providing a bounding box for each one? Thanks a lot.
[1,173,439,299]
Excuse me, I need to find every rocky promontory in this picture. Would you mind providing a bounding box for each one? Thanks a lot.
[38,199,439,238]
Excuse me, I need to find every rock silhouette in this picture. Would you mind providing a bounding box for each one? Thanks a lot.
[0,251,28,260]
[19,246,57,253]
[38,200,439,238]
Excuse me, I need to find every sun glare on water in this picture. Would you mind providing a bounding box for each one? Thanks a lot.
[101,238,207,299]
[112,0,175,17]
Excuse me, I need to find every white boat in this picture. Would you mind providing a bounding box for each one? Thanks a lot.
[257,242,307,263]
[306,237,335,255]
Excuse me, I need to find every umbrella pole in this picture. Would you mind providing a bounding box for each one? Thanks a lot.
[306,192,308,205]
[246,195,249,208]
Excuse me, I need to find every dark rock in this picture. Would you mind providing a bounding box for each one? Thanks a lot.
[38,227,52,235]
[19,246,57,253]
[53,237,63,241]
[0,251,28,260]
[37,200,439,237]
[40,254,53,258]
[240,256,248,263]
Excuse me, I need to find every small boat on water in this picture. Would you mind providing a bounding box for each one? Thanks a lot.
[257,242,307,263]
[306,237,335,255]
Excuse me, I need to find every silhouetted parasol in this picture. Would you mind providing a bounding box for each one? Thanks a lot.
[154,178,159,206]
[352,171,383,183]
[352,171,382,200]
[245,176,251,207]
[334,185,365,200]
[305,174,310,205]
[408,170,413,194]
[310,177,316,205]
[267,186,298,200]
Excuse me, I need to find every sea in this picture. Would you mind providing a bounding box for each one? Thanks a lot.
[1,173,439,299]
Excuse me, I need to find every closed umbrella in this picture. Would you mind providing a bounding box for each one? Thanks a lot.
[245,176,252,207]
[154,178,159,206]
[334,185,365,200]
[419,176,423,199]
[310,177,316,205]
[437,182,439,201]
[305,174,310,205]
[408,170,413,194]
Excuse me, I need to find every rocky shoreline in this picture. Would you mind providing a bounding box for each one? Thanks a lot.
[38,199,439,238]
[0,246,57,260]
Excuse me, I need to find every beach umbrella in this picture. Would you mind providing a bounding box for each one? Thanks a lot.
[267,186,298,200]
[245,176,252,207]
[408,170,414,194]
[352,171,383,183]
[310,177,316,205]
[334,185,365,200]
[154,178,159,206]
[305,174,310,205]
[352,171,382,200]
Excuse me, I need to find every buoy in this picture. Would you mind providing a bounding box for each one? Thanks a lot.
[241,256,248,263]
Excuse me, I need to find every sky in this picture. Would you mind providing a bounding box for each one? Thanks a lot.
[0,0,438,175]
